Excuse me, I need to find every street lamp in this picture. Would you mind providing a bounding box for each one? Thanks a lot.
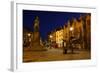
[27,33,31,37]
[49,35,53,38]
[49,35,53,49]
[69,27,74,38]
[70,27,74,31]
[27,33,31,47]
[69,27,74,54]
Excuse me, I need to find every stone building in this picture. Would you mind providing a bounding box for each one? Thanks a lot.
[56,27,64,48]
[48,14,91,50]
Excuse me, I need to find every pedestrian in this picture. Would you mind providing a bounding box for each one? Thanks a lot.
[63,40,67,54]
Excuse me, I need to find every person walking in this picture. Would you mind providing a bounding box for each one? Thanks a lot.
[63,40,67,54]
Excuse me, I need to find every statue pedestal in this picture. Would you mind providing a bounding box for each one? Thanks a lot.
[30,32,46,51]
[29,16,46,51]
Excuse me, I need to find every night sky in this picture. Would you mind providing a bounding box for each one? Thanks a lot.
[23,10,87,41]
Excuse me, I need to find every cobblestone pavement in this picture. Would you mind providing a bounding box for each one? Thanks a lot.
[23,48,91,62]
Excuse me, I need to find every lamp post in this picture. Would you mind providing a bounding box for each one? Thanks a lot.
[69,27,74,53]
[27,33,32,48]
[49,35,53,49]
[27,33,31,42]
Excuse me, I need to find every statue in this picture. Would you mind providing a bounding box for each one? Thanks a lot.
[34,16,39,32]
[30,16,46,51]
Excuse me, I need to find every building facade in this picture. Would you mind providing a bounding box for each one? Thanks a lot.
[48,14,91,50]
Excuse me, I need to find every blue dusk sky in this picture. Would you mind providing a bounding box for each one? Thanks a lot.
[23,10,88,41]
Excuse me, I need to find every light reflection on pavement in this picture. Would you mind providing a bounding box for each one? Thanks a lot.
[23,48,91,62]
